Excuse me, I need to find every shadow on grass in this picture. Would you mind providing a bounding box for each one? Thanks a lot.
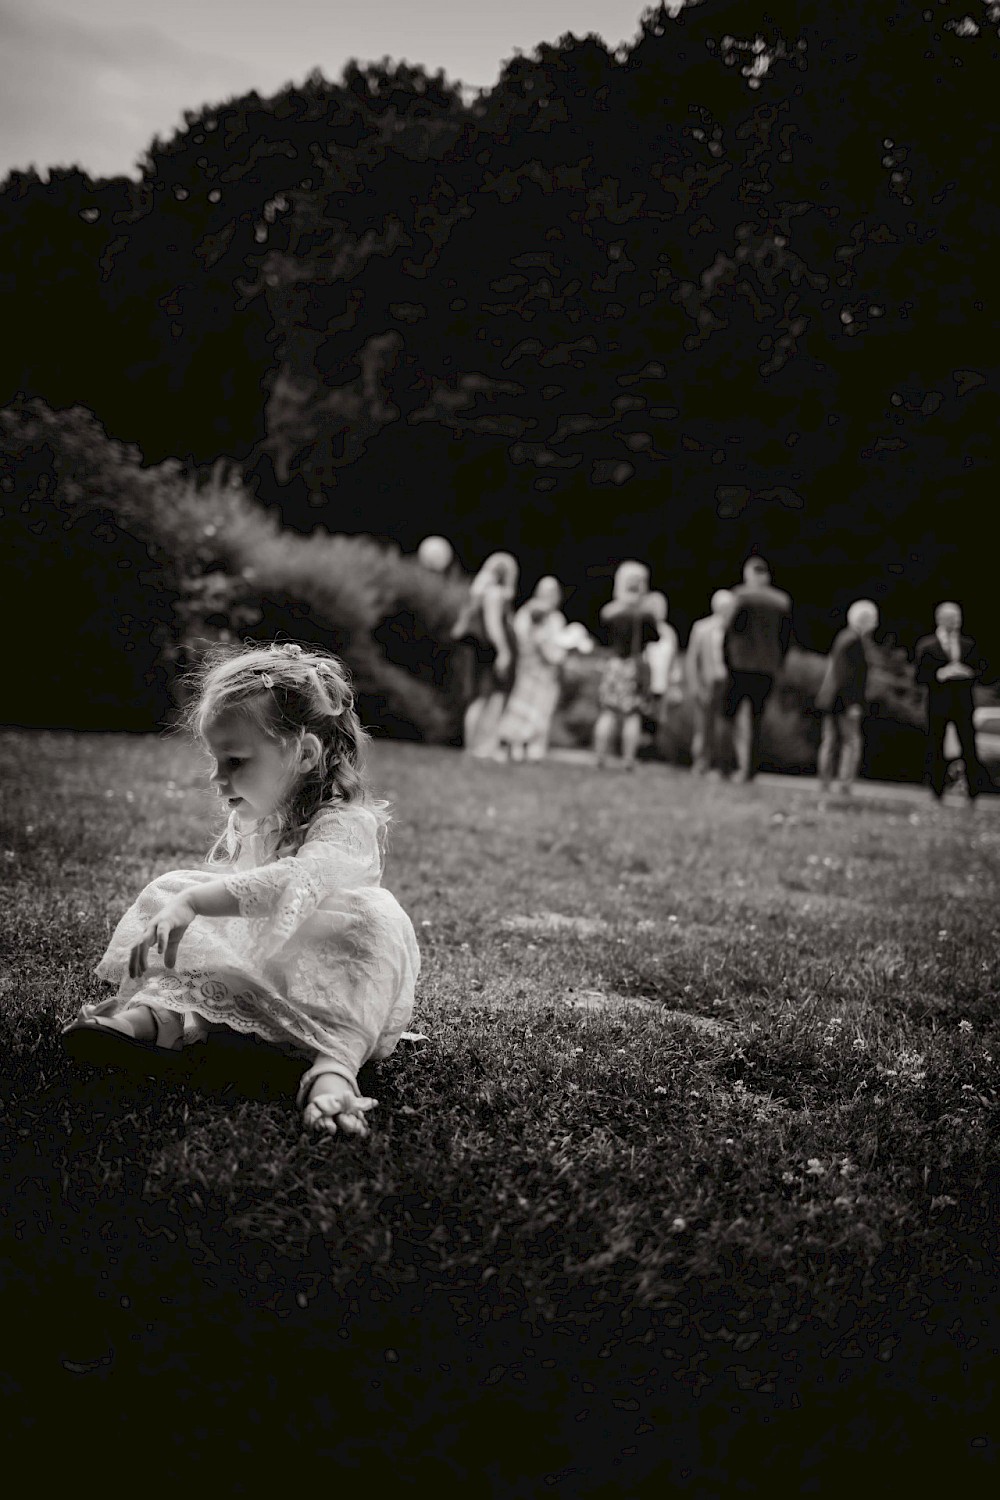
[56,1028,334,1113]
[3,1048,998,1489]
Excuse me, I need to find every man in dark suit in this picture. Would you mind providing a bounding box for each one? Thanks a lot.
[723,556,793,783]
[914,601,988,801]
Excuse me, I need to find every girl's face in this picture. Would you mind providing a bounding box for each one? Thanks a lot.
[205,709,300,824]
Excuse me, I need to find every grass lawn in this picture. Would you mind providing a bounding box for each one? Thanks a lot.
[1,729,998,1492]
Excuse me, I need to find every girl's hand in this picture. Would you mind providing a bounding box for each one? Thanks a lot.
[129,897,197,979]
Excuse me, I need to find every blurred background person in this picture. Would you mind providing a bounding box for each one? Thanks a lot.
[593,560,661,771]
[497,576,568,762]
[816,598,879,796]
[450,551,519,757]
[915,601,988,803]
[416,534,455,574]
[644,592,680,759]
[686,588,735,775]
[723,556,793,784]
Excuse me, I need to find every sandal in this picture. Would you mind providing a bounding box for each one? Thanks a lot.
[62,1014,183,1070]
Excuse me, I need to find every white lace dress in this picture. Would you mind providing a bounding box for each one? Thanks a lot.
[86,804,419,1090]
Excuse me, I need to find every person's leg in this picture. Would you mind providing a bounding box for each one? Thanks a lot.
[593,709,618,766]
[838,704,863,790]
[746,677,771,781]
[463,695,486,752]
[732,696,754,782]
[817,712,838,791]
[621,711,643,768]
[926,709,948,799]
[709,681,731,775]
[953,700,985,799]
[469,691,507,758]
[691,696,707,773]
[653,696,671,760]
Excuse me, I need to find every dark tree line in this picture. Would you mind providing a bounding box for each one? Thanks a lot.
[3,1,999,666]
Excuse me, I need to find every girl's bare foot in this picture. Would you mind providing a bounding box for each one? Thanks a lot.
[302,1072,378,1136]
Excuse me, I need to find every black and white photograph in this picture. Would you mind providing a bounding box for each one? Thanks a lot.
[2,0,998,1490]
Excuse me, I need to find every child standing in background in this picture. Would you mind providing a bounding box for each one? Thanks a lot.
[62,642,420,1136]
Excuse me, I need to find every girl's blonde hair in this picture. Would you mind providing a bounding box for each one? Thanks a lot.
[185,641,384,861]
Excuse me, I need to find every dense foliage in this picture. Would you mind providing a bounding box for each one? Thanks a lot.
[3,1,998,711]
[1,401,465,735]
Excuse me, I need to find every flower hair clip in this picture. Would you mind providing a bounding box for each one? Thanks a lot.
[259,671,274,688]
[278,643,303,658]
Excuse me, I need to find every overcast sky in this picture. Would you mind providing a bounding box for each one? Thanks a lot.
[0,0,672,181]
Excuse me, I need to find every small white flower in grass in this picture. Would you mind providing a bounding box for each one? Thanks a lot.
[938,930,948,941]
[421,920,432,927]
[573,1047,584,1055]
[805,1159,824,1175]
[781,1171,796,1185]
[668,914,678,923]
[852,1037,866,1051]
[654,1085,668,1095]
[959,1020,973,1034]
[670,1217,687,1232]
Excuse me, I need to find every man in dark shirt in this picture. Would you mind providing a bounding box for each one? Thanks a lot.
[816,599,878,794]
[723,556,793,783]
[914,601,988,801]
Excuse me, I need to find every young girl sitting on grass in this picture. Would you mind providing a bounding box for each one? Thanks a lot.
[62,641,420,1137]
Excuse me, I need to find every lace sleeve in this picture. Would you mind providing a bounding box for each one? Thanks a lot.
[223,806,382,956]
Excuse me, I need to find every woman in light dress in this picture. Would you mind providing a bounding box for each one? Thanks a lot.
[450,551,519,757]
[497,576,570,761]
[592,561,662,770]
